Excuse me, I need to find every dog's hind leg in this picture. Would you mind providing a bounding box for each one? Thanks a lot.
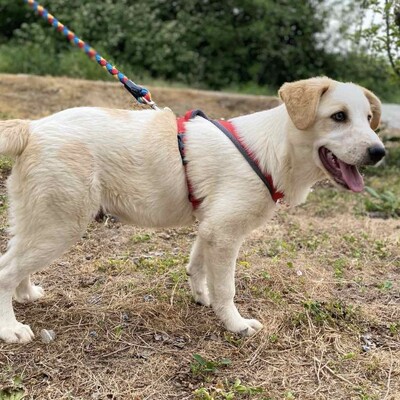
[0,215,90,343]
[186,237,210,307]
[0,248,35,343]
[0,173,99,343]
[14,276,45,304]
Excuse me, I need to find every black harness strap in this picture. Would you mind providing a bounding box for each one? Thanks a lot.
[210,119,275,198]
[179,109,275,198]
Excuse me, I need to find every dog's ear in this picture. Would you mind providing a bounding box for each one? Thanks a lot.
[279,77,332,130]
[362,88,381,130]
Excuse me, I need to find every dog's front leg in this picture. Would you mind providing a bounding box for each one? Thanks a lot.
[202,233,263,336]
[186,237,210,307]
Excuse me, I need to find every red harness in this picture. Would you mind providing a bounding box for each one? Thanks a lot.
[177,109,284,209]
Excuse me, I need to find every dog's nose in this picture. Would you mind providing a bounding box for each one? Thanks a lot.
[368,145,386,164]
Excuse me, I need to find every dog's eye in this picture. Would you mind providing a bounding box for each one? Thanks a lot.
[368,115,372,122]
[331,112,346,122]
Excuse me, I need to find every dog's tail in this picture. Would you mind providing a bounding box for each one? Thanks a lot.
[0,120,30,157]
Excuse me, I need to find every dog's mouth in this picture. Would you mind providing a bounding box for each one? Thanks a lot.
[318,146,364,192]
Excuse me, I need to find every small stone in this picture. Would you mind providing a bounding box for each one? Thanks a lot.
[361,333,372,344]
[143,294,155,302]
[361,333,376,351]
[79,276,99,288]
[40,329,56,343]
[154,333,169,342]
[149,251,164,257]
[57,261,70,267]
[121,312,130,322]
[173,337,186,348]
[368,211,389,219]
[85,254,93,260]
[137,349,152,359]
[154,333,162,341]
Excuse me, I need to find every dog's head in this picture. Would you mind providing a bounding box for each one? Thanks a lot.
[279,77,385,192]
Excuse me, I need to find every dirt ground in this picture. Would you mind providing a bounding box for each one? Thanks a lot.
[0,74,399,400]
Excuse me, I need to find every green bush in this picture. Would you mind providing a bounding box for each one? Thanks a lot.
[0,0,399,100]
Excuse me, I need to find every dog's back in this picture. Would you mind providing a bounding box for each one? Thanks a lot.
[5,107,193,228]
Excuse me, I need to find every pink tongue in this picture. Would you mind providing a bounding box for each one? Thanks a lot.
[337,159,364,192]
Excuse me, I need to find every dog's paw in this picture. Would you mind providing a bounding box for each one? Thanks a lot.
[0,322,34,343]
[14,284,45,304]
[193,289,211,307]
[188,276,211,307]
[227,318,263,337]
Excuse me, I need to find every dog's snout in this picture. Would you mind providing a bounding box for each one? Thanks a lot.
[368,145,386,164]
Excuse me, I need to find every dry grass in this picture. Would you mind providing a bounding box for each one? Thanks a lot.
[0,74,399,400]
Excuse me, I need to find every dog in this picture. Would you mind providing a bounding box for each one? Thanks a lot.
[0,77,385,343]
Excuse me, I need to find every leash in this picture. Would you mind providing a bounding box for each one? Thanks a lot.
[23,0,159,110]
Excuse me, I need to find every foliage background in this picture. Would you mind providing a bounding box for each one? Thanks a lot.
[0,0,399,101]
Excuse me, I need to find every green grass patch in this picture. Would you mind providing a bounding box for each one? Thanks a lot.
[362,143,400,217]
[0,389,25,400]
[0,376,25,400]
[388,322,400,336]
[364,187,399,217]
[190,354,231,377]
[0,156,13,172]
[135,253,189,275]
[131,233,152,244]
[223,332,245,347]
[0,194,8,214]
[301,187,357,217]
[0,111,16,120]
[261,238,297,258]
[377,280,393,291]
[331,257,348,279]
[292,299,358,328]
[97,256,134,274]
[194,379,264,400]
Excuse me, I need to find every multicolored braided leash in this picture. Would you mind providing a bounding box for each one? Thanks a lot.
[23,0,159,110]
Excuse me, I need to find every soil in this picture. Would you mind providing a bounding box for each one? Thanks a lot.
[0,74,398,400]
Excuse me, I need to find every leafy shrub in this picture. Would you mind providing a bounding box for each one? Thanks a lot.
[364,187,400,217]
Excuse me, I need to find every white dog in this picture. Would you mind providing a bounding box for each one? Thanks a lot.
[0,77,385,343]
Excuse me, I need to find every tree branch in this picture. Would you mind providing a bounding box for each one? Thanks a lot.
[385,0,400,77]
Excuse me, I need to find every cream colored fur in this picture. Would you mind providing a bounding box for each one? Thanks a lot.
[0,77,384,343]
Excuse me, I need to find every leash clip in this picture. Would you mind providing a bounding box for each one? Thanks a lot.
[123,80,159,110]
